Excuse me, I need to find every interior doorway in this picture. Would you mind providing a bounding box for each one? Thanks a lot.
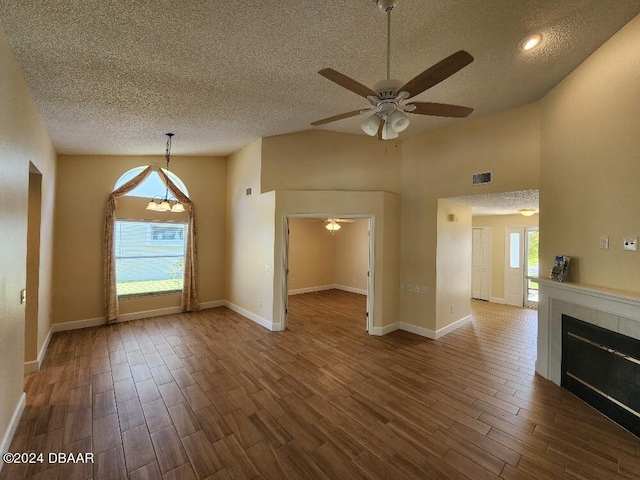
[25,163,42,373]
[282,215,374,333]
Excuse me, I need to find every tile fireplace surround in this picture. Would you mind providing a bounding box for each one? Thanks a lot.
[537,278,640,385]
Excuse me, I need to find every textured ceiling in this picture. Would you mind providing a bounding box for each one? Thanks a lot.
[0,1,638,156]
[448,189,539,216]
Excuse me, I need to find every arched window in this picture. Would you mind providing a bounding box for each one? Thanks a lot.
[112,166,190,299]
[114,166,189,197]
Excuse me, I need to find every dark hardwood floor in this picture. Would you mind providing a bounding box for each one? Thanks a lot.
[2,290,639,479]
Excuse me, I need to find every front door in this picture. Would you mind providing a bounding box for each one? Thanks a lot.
[505,227,524,306]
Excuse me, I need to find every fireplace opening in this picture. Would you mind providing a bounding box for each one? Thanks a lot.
[561,314,640,437]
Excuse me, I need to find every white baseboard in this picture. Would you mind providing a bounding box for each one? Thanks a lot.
[433,315,472,339]
[382,315,473,340]
[398,322,436,339]
[52,316,104,333]
[370,322,400,336]
[288,284,367,296]
[333,284,367,295]
[0,392,26,471]
[51,300,225,333]
[288,285,334,295]
[490,297,506,304]
[223,301,274,331]
[24,326,53,374]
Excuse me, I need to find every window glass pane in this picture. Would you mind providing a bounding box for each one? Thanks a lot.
[115,220,187,297]
[509,232,520,268]
[114,167,189,197]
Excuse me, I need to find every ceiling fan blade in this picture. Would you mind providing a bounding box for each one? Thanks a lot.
[410,102,473,118]
[311,110,362,126]
[400,50,474,98]
[318,68,377,98]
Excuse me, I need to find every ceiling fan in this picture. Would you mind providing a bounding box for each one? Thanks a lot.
[311,0,474,140]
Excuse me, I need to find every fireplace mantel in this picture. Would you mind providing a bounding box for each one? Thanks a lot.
[537,279,640,385]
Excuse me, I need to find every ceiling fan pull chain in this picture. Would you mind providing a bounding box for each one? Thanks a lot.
[386,10,392,80]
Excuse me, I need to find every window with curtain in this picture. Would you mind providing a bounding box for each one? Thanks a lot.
[115,220,187,298]
[113,166,190,299]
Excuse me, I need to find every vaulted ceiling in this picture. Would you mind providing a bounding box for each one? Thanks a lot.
[0,1,638,156]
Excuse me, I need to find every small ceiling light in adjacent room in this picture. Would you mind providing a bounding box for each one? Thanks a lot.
[146,133,185,213]
[325,219,341,234]
[519,33,542,51]
[519,209,537,217]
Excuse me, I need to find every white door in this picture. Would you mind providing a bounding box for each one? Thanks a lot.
[505,227,524,306]
[472,228,490,300]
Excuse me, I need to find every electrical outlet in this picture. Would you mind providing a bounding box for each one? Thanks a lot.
[450,305,455,314]
[599,236,609,250]
[623,237,638,251]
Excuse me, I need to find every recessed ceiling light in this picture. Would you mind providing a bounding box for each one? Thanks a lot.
[519,33,543,51]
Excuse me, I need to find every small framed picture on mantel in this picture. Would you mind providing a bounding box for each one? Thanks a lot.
[550,255,571,282]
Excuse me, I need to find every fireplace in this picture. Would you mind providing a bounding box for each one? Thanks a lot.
[536,279,640,437]
[561,314,640,437]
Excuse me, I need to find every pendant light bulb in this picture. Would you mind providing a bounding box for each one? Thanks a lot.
[388,110,410,133]
[361,114,381,136]
[381,120,399,140]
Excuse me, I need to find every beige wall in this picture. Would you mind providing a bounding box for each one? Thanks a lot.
[436,200,473,330]
[540,14,640,291]
[400,102,540,332]
[53,154,226,324]
[333,220,369,292]
[261,130,401,193]
[287,219,335,291]
[225,140,277,324]
[472,214,539,300]
[287,218,369,293]
[0,26,56,451]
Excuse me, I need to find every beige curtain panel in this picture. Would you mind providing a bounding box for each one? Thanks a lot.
[103,166,199,323]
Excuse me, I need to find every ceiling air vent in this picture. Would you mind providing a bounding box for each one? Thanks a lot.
[472,172,492,185]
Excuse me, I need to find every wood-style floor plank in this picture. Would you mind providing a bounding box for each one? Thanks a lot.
[3,290,640,480]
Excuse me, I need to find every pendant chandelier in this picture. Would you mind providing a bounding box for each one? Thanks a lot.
[146,133,185,213]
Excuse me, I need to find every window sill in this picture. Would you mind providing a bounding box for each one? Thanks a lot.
[118,289,182,301]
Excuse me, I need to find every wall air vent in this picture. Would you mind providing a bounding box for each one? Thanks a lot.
[472,172,492,185]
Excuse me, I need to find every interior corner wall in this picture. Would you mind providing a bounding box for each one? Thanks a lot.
[400,102,540,332]
[226,140,277,327]
[25,172,42,363]
[333,220,370,292]
[274,191,400,332]
[436,200,472,330]
[287,218,370,294]
[53,154,227,325]
[472,214,539,301]
[540,14,640,291]
[260,130,402,194]
[0,25,56,455]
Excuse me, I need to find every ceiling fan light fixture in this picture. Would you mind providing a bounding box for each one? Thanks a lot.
[381,120,399,140]
[326,220,341,233]
[388,110,410,133]
[519,33,542,51]
[361,114,381,136]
